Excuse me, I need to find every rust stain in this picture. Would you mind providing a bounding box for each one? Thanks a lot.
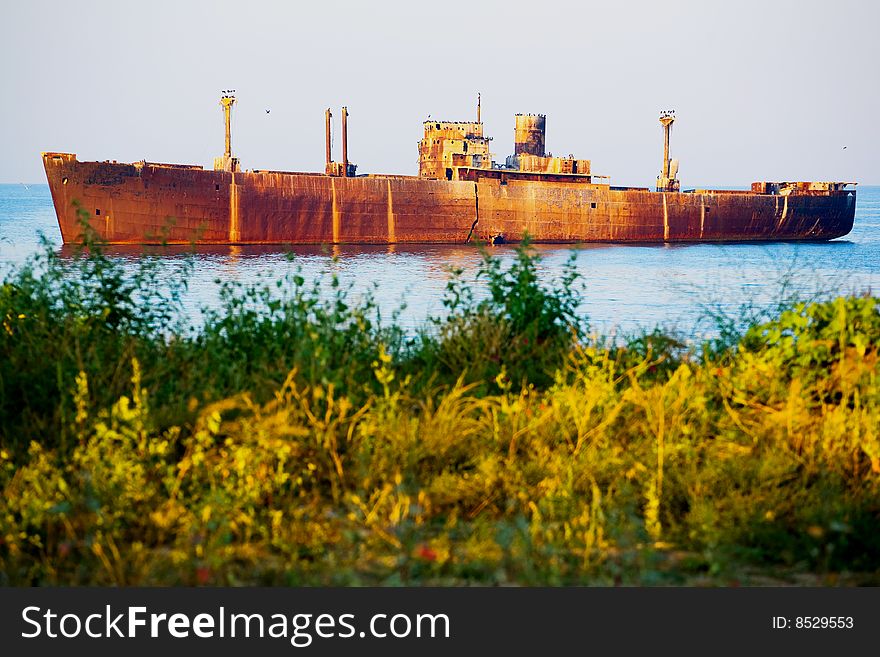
[699,200,705,239]
[663,193,669,241]
[229,175,240,243]
[386,179,396,243]
[331,177,340,244]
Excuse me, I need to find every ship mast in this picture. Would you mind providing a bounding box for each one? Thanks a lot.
[325,108,333,171]
[221,92,236,158]
[214,90,240,172]
[477,92,481,124]
[661,113,672,179]
[324,106,356,177]
[656,109,679,192]
[341,107,349,177]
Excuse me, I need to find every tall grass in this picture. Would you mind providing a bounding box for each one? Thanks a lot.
[1,216,878,585]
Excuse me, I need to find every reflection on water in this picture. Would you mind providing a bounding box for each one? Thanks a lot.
[2,184,879,336]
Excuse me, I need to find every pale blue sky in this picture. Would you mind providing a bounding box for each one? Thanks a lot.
[2,0,878,186]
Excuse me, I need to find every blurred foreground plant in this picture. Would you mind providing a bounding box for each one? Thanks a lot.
[1,229,879,585]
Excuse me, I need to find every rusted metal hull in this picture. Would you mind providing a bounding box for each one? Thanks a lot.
[43,153,855,245]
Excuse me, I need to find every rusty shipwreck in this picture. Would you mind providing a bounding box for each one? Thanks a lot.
[43,94,856,245]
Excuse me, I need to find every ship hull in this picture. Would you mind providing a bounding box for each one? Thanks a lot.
[43,154,856,245]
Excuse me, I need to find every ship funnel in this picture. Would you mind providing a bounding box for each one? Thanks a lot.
[514,114,546,157]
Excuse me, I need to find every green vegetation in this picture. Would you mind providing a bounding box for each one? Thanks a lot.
[1,218,879,585]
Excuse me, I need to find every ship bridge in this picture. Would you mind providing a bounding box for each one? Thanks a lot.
[418,120,493,179]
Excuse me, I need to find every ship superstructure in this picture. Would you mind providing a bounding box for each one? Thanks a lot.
[416,98,593,182]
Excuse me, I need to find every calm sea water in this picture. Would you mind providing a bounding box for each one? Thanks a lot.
[1,183,878,336]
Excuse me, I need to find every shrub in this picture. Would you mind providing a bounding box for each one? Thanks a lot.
[1,234,878,585]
